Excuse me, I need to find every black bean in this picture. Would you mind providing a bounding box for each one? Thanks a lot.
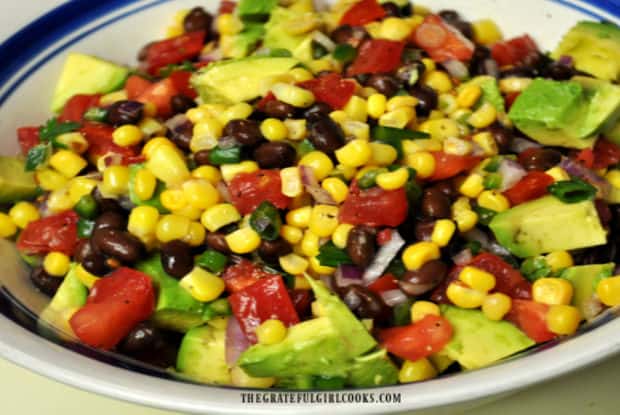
[170,94,197,115]
[193,149,211,166]
[414,220,436,242]
[254,142,297,169]
[452,20,473,39]
[258,239,293,264]
[487,123,514,153]
[167,120,194,150]
[91,228,143,263]
[399,260,447,296]
[119,322,162,354]
[346,226,376,268]
[543,62,575,80]
[433,180,457,199]
[260,99,296,119]
[30,267,62,297]
[421,187,452,219]
[74,239,109,275]
[410,85,438,117]
[520,148,562,171]
[160,240,194,279]
[91,188,123,213]
[304,102,332,121]
[438,10,461,22]
[106,100,144,126]
[94,211,127,232]
[338,285,391,323]
[395,61,426,85]
[330,25,370,47]
[596,199,612,226]
[366,74,401,97]
[382,2,401,17]
[307,114,345,156]
[206,232,231,254]
[183,7,213,34]
[223,119,263,146]
[500,66,536,78]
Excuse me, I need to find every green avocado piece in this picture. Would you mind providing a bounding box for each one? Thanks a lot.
[222,23,265,58]
[489,196,606,258]
[429,352,455,373]
[604,121,620,145]
[0,156,39,203]
[552,21,620,82]
[237,0,278,19]
[440,306,535,370]
[467,76,505,113]
[347,349,399,388]
[176,319,232,384]
[128,164,168,213]
[572,76,620,138]
[276,375,315,389]
[191,56,299,104]
[263,7,313,59]
[560,263,614,318]
[51,53,129,112]
[39,264,88,339]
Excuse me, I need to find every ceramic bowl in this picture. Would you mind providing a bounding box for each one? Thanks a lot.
[0,1,619,414]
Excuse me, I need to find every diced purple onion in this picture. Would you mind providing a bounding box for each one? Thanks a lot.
[299,165,336,205]
[509,136,541,153]
[443,59,469,80]
[498,158,527,191]
[217,181,232,203]
[483,59,500,78]
[335,264,364,287]
[559,156,610,197]
[452,248,473,265]
[558,55,574,66]
[362,230,406,284]
[165,114,189,131]
[312,31,336,53]
[217,135,240,149]
[344,289,362,309]
[380,289,409,307]
[464,228,511,257]
[225,316,251,366]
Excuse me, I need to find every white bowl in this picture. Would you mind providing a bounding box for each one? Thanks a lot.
[0,1,619,414]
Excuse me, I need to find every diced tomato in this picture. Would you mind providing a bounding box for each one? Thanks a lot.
[256,92,277,111]
[168,70,197,99]
[69,267,155,350]
[136,78,179,117]
[298,73,356,109]
[575,148,594,169]
[221,259,280,293]
[229,170,291,215]
[505,299,556,343]
[470,253,532,300]
[339,181,409,227]
[504,171,554,205]
[17,211,79,256]
[289,289,313,317]
[491,35,539,67]
[376,228,393,246]
[229,275,300,343]
[80,122,138,160]
[339,0,386,27]
[592,139,620,170]
[347,39,405,76]
[367,274,399,294]
[380,315,453,361]
[58,94,101,123]
[218,0,236,14]
[125,75,153,100]
[429,152,482,181]
[17,126,40,155]
[505,91,521,110]
[412,15,474,62]
[144,31,205,75]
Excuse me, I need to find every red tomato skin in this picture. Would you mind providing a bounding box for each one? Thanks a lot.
[376,228,393,246]
[491,35,539,67]
[592,139,620,170]
[505,299,556,343]
[290,289,313,317]
[367,274,399,294]
[503,171,554,205]
[256,92,276,111]
[575,148,594,169]
[339,0,386,26]
[380,315,453,361]
[221,259,280,293]
[144,31,205,75]
[125,75,153,100]
[17,126,40,155]
[431,265,464,304]
[58,94,101,123]
[17,211,79,256]
[298,73,356,109]
[347,40,405,76]
[218,0,236,14]
[70,268,155,350]
[339,181,409,227]
[80,122,138,160]
[429,152,482,181]
[413,15,474,62]
[229,170,291,215]
[168,70,197,99]
[137,78,179,117]
[229,276,300,343]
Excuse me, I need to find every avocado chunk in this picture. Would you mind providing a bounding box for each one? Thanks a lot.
[263,7,313,58]
[221,23,265,58]
[0,156,39,203]
[237,0,278,20]
[347,349,399,388]
[51,53,129,112]
[440,306,535,370]
[39,264,88,339]
[560,263,614,318]
[176,318,232,384]
[466,76,505,113]
[604,121,620,146]
[552,21,620,82]
[191,56,299,104]
[489,195,606,258]
[572,76,620,137]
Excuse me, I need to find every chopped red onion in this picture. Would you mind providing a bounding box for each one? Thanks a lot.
[380,289,409,307]
[335,264,364,287]
[217,135,240,149]
[363,230,405,284]
[312,31,336,53]
[299,165,336,205]
[225,316,251,366]
[483,59,500,78]
[442,59,469,80]
[509,136,541,153]
[560,156,610,197]
[344,289,362,309]
[464,229,511,257]
[165,114,189,132]
[558,55,574,66]
[452,248,473,265]
[217,181,232,203]
[498,159,527,191]
[320,274,335,291]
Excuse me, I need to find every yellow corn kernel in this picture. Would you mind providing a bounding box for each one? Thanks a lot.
[367,93,387,119]
[286,206,312,229]
[139,101,156,118]
[597,276,620,306]
[280,120,305,143]
[438,93,457,115]
[378,107,416,129]
[545,251,574,272]
[256,319,288,345]
[606,170,620,189]
[421,58,435,72]
[280,225,303,245]
[142,137,175,158]
[403,139,443,154]
[186,107,211,124]
[299,151,334,181]
[9,202,39,229]
[443,137,473,156]
[424,70,453,93]
[333,164,357,181]
[344,96,368,122]
[160,188,187,211]
[458,173,485,198]
[322,177,349,204]
[482,293,512,321]
[0,213,17,238]
[48,150,87,179]
[43,252,71,277]
[279,253,309,275]
[260,118,288,141]
[546,304,581,335]
[272,83,315,108]
[169,205,201,221]
[431,219,456,247]
[386,96,418,112]
[280,167,304,198]
[300,230,320,257]
[128,206,160,238]
[190,118,224,152]
[405,151,436,179]
[55,132,89,154]
[112,125,143,147]
[472,19,503,45]
[192,165,222,184]
[329,110,348,125]
[294,275,312,290]
[477,190,510,212]
[309,205,340,237]
[418,118,460,140]
[380,17,413,41]
[399,359,437,383]
[309,255,336,275]
[456,84,482,109]
[225,227,261,254]
[499,77,533,94]
[183,221,206,246]
[360,87,379,98]
[402,241,441,271]
[332,223,353,249]
[447,282,486,309]
[47,188,73,213]
[183,179,220,210]
[145,144,190,186]
[156,214,191,243]
[335,139,372,168]
[75,264,100,289]
[472,132,498,156]
[216,13,243,35]
[139,117,165,138]
[453,209,478,233]
[201,204,241,232]
[220,161,259,183]
[288,67,314,82]
[410,301,441,323]
[101,165,129,195]
[459,266,496,293]
[180,267,226,302]
[99,90,127,106]
[133,168,157,201]
[68,177,98,204]
[369,142,398,166]
[342,120,370,141]
[533,278,574,306]
[468,102,497,129]
[376,168,409,190]
[218,102,253,126]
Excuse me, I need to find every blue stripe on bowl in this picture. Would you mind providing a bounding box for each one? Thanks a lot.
[552,0,619,19]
